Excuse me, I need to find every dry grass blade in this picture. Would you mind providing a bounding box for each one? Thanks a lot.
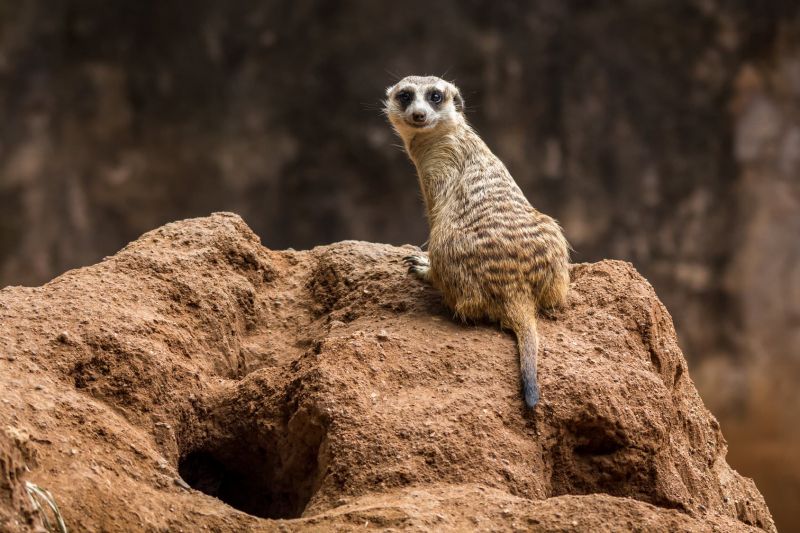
[25,481,68,533]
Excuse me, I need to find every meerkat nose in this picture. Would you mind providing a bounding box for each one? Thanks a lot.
[412,112,427,123]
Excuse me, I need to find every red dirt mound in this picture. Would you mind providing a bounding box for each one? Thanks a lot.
[0,213,774,532]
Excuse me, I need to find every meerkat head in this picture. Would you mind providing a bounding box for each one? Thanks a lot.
[384,75,465,141]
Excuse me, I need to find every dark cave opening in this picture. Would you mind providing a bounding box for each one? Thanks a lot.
[178,447,313,520]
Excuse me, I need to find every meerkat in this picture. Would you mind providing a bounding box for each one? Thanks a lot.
[384,75,570,407]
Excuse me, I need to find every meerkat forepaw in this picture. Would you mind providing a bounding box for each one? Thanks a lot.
[409,263,431,280]
[402,254,431,282]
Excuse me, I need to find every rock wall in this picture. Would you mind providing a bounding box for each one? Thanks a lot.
[0,214,774,531]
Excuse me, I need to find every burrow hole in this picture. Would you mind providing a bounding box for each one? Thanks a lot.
[572,420,627,457]
[178,410,327,519]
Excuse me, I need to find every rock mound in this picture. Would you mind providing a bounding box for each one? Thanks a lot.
[0,213,774,531]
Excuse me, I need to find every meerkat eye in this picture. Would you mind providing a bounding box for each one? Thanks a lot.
[396,91,412,105]
[429,90,443,104]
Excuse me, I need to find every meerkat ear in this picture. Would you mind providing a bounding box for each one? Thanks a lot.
[453,91,464,113]
[386,84,395,97]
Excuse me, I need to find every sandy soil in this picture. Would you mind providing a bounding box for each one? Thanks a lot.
[0,213,774,532]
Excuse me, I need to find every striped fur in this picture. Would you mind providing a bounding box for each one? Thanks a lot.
[386,76,570,407]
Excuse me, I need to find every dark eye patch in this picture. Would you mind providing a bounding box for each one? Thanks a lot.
[395,90,413,109]
[427,89,443,107]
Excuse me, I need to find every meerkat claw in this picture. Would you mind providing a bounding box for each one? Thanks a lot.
[408,264,430,281]
[402,254,429,267]
[403,254,431,281]
[402,254,428,265]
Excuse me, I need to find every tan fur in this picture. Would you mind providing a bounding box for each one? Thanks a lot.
[385,75,570,407]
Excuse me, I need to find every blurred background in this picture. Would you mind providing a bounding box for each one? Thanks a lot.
[0,1,798,529]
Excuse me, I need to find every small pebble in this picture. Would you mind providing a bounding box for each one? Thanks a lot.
[376,330,390,341]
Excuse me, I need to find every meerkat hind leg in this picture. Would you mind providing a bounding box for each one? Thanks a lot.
[402,254,431,283]
[538,275,569,316]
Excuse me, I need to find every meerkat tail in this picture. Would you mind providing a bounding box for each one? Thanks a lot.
[516,320,540,407]
[507,307,540,407]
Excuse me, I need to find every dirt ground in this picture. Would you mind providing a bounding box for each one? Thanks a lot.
[0,213,775,532]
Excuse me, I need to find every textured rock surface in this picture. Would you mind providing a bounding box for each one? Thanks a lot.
[0,430,43,533]
[0,214,774,531]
